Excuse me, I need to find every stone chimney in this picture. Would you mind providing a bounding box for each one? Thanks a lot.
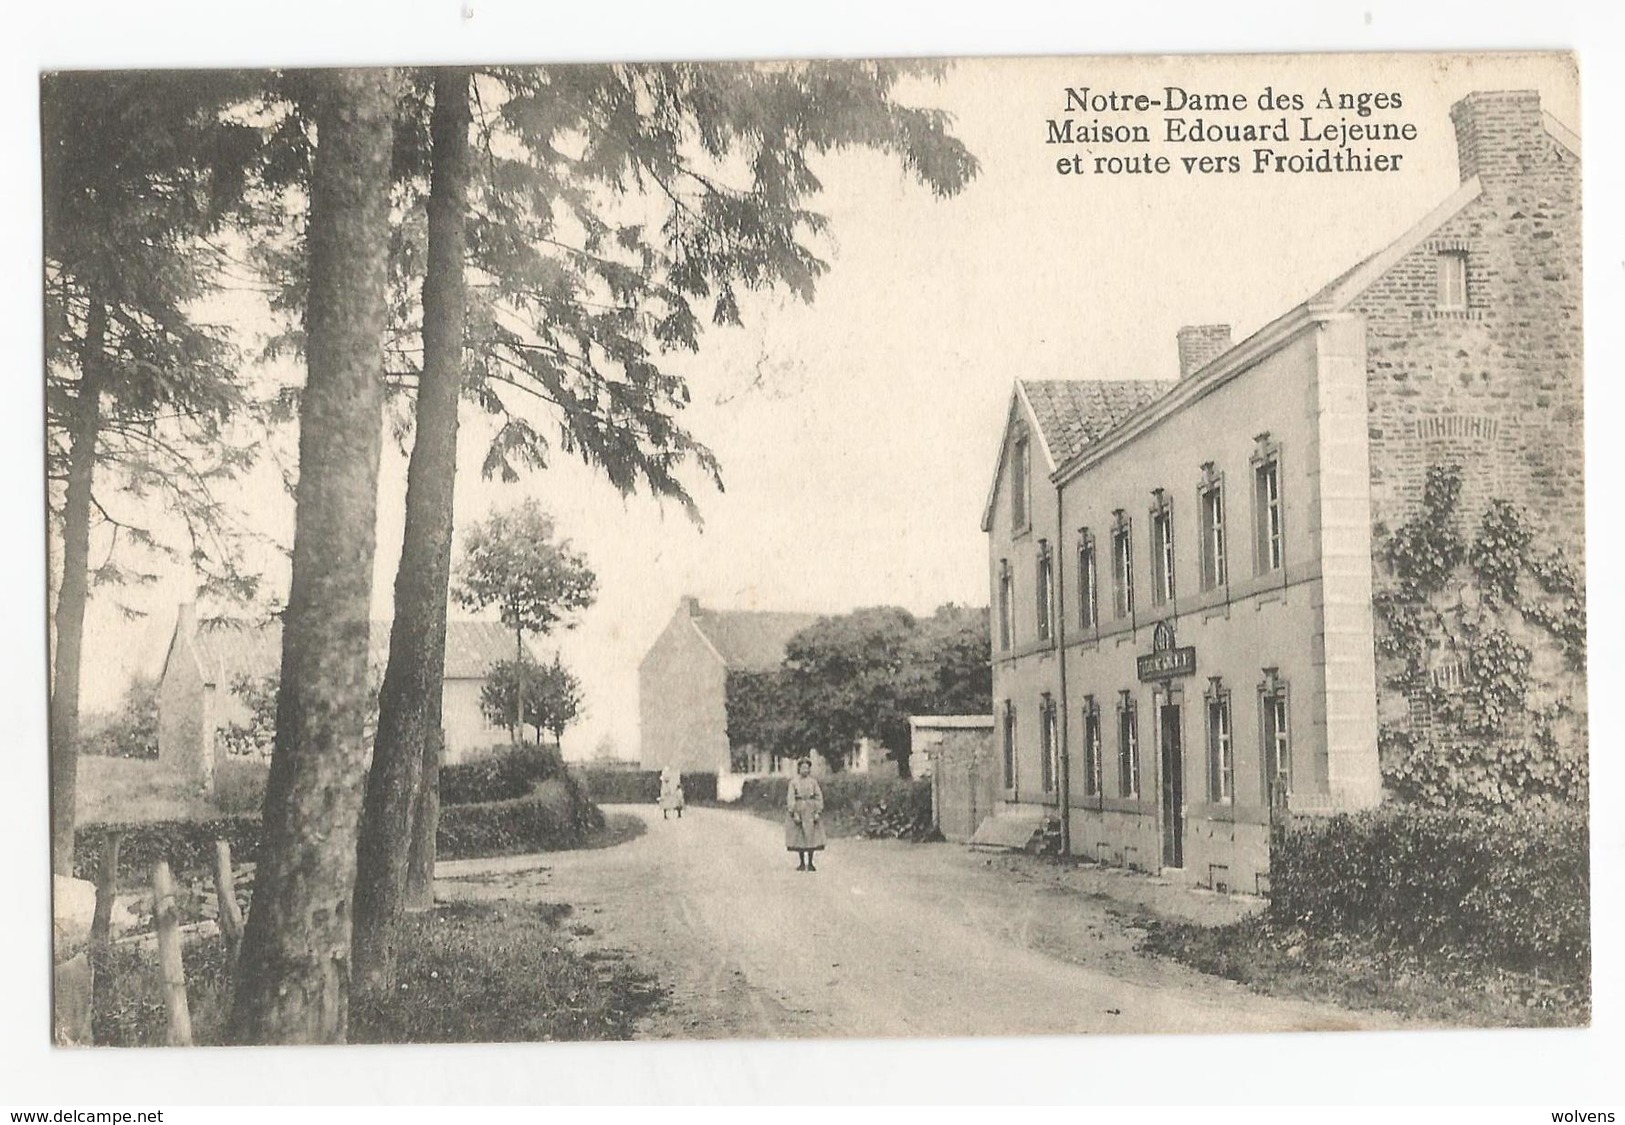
[1450,90,1546,184]
[175,601,197,640]
[679,595,701,617]
[1176,324,1231,378]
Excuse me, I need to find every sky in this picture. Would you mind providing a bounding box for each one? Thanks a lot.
[67,51,1581,763]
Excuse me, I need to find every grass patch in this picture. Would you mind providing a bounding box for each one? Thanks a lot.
[1138,916,1589,1028]
[92,899,665,1045]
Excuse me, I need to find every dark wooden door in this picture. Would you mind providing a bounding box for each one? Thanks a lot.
[1160,703,1184,868]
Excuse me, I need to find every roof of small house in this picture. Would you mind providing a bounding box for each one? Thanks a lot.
[1019,379,1171,467]
[189,617,531,687]
[689,609,824,672]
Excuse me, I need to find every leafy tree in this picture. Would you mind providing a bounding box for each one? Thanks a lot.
[80,677,160,760]
[479,655,585,745]
[725,667,797,771]
[42,69,267,876]
[741,604,991,775]
[354,59,975,990]
[216,669,384,759]
[215,673,280,758]
[915,604,993,716]
[451,499,598,735]
[228,68,398,1046]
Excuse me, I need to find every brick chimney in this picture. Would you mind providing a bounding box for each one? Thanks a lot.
[679,595,701,616]
[1176,324,1231,378]
[1450,90,1546,184]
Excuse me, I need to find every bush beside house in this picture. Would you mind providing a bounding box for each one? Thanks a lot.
[1268,803,1588,984]
[738,774,936,841]
[574,767,717,805]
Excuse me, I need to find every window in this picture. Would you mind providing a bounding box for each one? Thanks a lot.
[997,559,1014,651]
[1252,435,1284,574]
[1040,694,1059,793]
[1111,510,1134,620]
[1011,431,1031,533]
[1117,690,1140,799]
[1198,464,1227,591]
[1036,539,1055,643]
[1077,529,1098,631]
[1081,696,1103,798]
[1437,250,1468,311]
[1001,700,1017,790]
[1150,490,1175,606]
[1260,668,1291,808]
[1205,677,1234,804]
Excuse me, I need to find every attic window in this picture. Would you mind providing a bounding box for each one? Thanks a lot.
[1437,250,1468,311]
[1011,430,1032,534]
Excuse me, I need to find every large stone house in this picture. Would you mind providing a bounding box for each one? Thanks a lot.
[156,602,536,789]
[982,90,1582,892]
[639,596,822,780]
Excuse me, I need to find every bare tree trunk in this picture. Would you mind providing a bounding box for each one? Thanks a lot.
[352,67,470,994]
[227,67,395,1046]
[513,625,524,745]
[404,727,440,913]
[49,295,105,879]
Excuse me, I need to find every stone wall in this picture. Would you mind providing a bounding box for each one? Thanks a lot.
[1348,90,1585,774]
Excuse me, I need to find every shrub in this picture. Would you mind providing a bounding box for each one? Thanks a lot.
[440,744,566,806]
[212,757,270,816]
[75,816,261,889]
[75,764,604,885]
[437,777,603,860]
[737,773,936,840]
[570,767,716,804]
[1268,803,1589,985]
[572,770,659,803]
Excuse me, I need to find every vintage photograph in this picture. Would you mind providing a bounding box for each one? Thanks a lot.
[41,50,1586,1051]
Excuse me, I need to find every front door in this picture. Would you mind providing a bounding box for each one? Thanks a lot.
[1160,703,1184,868]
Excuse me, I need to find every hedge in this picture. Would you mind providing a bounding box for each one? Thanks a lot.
[75,815,260,888]
[737,773,936,841]
[75,771,603,887]
[574,767,717,805]
[440,744,567,806]
[1268,803,1590,983]
[437,778,603,860]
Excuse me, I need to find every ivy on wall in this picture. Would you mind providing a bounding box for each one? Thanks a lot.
[1372,464,1587,811]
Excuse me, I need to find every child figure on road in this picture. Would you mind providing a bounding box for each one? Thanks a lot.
[659,766,685,819]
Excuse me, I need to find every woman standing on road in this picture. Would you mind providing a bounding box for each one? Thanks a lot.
[785,756,826,872]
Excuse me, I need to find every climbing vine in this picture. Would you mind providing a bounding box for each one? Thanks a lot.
[1372,463,1587,811]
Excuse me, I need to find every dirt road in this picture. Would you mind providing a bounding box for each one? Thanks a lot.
[438,806,1396,1040]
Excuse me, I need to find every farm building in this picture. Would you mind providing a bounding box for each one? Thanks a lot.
[638,596,823,782]
[155,602,538,790]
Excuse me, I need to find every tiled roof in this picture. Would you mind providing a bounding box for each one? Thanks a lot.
[691,610,824,672]
[192,618,529,686]
[1021,379,1171,465]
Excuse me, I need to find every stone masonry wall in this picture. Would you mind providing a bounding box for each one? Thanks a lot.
[1347,90,1584,764]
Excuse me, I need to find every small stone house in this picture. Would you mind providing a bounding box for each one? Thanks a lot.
[639,596,822,783]
[156,602,537,790]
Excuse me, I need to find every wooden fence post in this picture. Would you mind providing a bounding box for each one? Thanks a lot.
[151,861,193,1047]
[213,839,244,961]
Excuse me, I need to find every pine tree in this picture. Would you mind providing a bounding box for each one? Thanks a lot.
[42,70,265,877]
